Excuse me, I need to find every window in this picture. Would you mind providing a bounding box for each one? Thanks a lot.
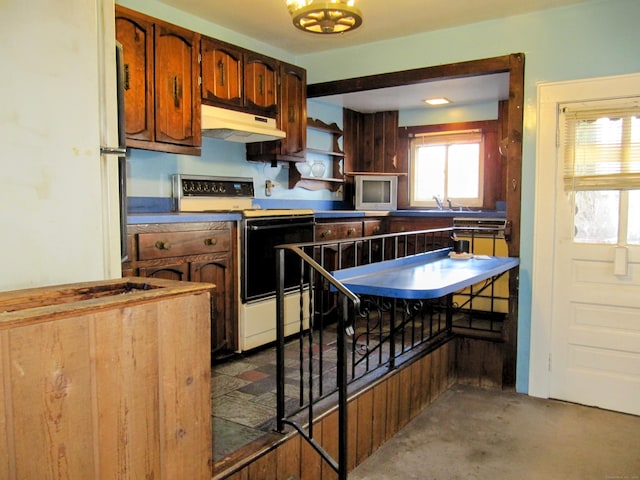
[409,130,484,208]
[562,99,640,244]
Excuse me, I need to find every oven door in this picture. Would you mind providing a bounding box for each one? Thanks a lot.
[242,216,315,302]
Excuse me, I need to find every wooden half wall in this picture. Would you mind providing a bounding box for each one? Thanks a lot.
[217,340,457,480]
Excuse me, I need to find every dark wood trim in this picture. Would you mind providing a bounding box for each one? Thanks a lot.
[308,54,514,97]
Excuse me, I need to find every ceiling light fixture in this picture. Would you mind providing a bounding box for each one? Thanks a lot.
[286,0,362,34]
[423,97,452,106]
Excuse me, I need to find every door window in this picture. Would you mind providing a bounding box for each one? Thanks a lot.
[561,100,640,245]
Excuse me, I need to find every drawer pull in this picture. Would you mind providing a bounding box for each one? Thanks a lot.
[154,241,171,251]
[204,238,218,246]
[321,229,332,238]
[347,228,356,235]
[373,226,381,233]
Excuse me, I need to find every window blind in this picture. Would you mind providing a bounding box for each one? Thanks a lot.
[562,101,640,191]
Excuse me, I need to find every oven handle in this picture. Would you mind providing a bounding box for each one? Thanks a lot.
[247,221,316,231]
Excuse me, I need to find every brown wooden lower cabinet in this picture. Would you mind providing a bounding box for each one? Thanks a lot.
[124,221,237,355]
[0,277,213,480]
[216,341,456,480]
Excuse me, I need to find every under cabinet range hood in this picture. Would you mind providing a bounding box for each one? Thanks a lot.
[201,104,286,143]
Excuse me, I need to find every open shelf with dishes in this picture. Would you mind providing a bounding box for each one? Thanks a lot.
[289,118,345,191]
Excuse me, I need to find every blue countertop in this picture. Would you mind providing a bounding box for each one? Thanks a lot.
[332,249,519,299]
[128,209,504,224]
[314,209,505,219]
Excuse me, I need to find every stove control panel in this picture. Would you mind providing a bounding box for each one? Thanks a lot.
[172,174,255,211]
[173,174,254,198]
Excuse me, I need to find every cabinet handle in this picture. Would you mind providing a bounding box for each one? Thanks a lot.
[204,238,218,246]
[258,74,264,96]
[347,228,356,236]
[373,226,381,234]
[321,229,332,238]
[155,241,171,251]
[217,60,225,86]
[172,76,180,108]
[123,63,130,91]
[289,105,295,123]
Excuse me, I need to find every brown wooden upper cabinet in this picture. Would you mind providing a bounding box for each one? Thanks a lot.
[246,61,307,162]
[115,5,201,155]
[243,52,278,117]
[200,36,243,109]
[344,109,399,173]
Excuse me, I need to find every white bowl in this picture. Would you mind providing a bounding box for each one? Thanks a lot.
[295,162,311,176]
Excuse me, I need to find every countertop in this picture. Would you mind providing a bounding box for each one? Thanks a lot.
[128,209,504,225]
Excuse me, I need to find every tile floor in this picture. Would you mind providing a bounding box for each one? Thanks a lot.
[211,308,459,464]
[211,333,339,462]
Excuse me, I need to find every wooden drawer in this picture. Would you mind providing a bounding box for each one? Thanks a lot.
[315,221,362,241]
[364,219,385,236]
[137,229,231,260]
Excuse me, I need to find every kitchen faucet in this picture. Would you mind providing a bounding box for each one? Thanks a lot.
[433,195,444,210]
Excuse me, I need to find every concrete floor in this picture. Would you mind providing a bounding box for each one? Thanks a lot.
[350,384,640,480]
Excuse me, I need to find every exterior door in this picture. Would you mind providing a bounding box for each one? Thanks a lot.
[532,73,640,416]
[550,187,640,415]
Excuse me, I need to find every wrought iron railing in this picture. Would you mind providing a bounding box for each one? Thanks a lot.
[274,226,508,479]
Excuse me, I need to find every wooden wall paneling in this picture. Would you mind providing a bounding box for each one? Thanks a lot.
[223,469,248,480]
[373,112,385,172]
[409,360,422,420]
[0,332,11,480]
[347,400,358,472]
[420,351,433,407]
[448,340,457,387]
[157,293,212,478]
[396,366,412,430]
[482,127,500,210]
[382,111,399,172]
[355,389,373,465]
[94,304,161,479]
[361,113,375,172]
[320,411,339,480]
[301,421,323,480]
[440,345,449,394]
[247,450,277,480]
[456,337,479,386]
[370,381,388,452]
[342,108,360,173]
[384,371,400,439]
[277,435,302,480]
[456,337,503,389]
[430,344,443,400]
[9,318,95,479]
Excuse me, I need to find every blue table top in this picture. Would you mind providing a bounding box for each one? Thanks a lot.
[332,249,519,299]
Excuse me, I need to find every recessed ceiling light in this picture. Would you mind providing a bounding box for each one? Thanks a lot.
[423,97,451,106]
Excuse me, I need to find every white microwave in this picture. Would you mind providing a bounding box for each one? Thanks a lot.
[354,174,398,211]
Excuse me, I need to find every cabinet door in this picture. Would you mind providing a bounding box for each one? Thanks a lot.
[191,256,235,354]
[138,263,189,281]
[244,53,277,116]
[154,22,201,147]
[200,37,243,108]
[115,8,154,142]
[279,62,306,158]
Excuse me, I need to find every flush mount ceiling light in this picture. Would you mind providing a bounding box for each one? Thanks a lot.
[423,97,452,106]
[286,0,363,34]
